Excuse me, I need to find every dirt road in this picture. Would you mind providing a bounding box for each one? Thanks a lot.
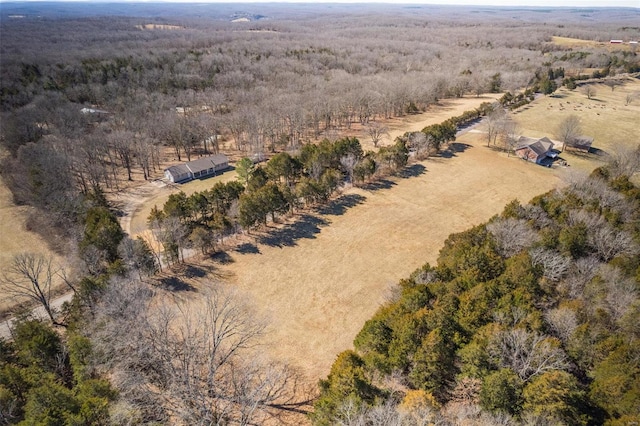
[0,292,74,339]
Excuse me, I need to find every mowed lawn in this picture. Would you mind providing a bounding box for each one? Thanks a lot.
[209,131,565,382]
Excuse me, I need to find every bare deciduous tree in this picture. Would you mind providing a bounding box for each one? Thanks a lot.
[1,253,66,324]
[600,265,638,322]
[529,248,571,282]
[603,79,621,92]
[340,154,358,185]
[544,307,578,344]
[485,107,507,147]
[581,85,596,100]
[607,144,640,179]
[556,115,582,152]
[588,223,638,262]
[625,93,635,106]
[92,281,307,425]
[407,132,434,160]
[501,119,521,155]
[366,122,390,148]
[561,255,601,299]
[489,328,569,382]
[487,218,539,258]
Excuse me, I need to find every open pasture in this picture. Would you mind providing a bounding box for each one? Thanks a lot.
[126,89,640,382]
[511,79,640,172]
[206,130,565,382]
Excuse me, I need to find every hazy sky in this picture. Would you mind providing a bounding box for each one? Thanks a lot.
[148,0,640,5]
[4,0,640,5]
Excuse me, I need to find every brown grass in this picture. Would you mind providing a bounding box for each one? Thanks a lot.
[126,94,595,384]
[197,131,566,384]
[0,177,67,316]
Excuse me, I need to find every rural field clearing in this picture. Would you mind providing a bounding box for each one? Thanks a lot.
[124,91,635,383]
[203,130,566,382]
[127,95,502,236]
[550,36,636,53]
[511,79,640,173]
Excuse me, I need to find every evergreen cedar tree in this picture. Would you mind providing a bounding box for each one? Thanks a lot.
[312,169,640,425]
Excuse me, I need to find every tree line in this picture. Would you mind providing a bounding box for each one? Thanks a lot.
[148,100,501,265]
[146,136,410,264]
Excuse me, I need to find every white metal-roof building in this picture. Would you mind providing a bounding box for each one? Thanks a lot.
[164,154,229,183]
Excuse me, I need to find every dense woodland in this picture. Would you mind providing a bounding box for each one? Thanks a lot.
[1,3,640,425]
[313,165,640,426]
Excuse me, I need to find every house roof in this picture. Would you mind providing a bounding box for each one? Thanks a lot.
[516,136,554,156]
[165,154,229,178]
[186,157,217,174]
[185,154,229,174]
[165,164,191,177]
[208,154,229,165]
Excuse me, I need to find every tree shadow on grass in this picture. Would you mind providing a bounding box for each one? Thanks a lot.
[398,163,426,179]
[360,179,396,191]
[210,251,235,264]
[440,143,472,158]
[315,193,366,216]
[157,276,196,292]
[183,264,208,278]
[258,214,328,248]
[235,243,261,254]
[589,147,607,157]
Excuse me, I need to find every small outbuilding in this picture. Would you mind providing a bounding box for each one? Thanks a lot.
[164,154,230,183]
[568,136,594,153]
[514,136,555,164]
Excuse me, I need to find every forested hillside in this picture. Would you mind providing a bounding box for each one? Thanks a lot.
[312,163,640,425]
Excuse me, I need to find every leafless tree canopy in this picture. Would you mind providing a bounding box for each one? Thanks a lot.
[365,123,390,148]
[529,248,571,282]
[489,328,569,382]
[487,218,540,258]
[90,280,307,424]
[556,115,582,151]
[1,253,63,324]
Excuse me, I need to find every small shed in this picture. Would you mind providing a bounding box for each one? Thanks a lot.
[514,136,555,164]
[568,136,593,153]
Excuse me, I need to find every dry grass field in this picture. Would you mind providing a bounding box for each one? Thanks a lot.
[0,177,66,316]
[199,131,565,383]
[511,79,640,172]
[127,95,502,236]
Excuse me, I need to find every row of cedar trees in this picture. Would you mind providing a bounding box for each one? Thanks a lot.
[146,136,407,261]
[146,103,497,261]
[311,165,640,425]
